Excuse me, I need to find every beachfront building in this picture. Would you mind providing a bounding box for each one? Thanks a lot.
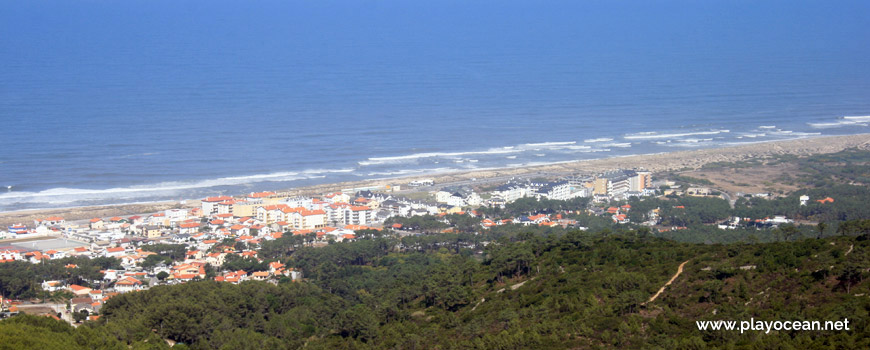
[89,218,105,230]
[535,181,572,200]
[344,206,373,226]
[324,192,351,204]
[34,216,65,227]
[256,205,289,224]
[297,210,327,230]
[632,171,652,192]
[491,182,532,203]
[591,169,652,198]
[201,196,234,216]
[409,179,434,187]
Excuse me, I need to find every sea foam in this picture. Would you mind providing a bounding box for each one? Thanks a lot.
[623,129,730,140]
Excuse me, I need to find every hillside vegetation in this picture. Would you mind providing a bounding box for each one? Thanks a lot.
[2,227,869,349]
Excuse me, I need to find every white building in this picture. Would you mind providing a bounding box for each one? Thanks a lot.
[344,206,374,225]
[114,277,144,293]
[492,183,531,203]
[536,181,572,200]
[409,179,434,187]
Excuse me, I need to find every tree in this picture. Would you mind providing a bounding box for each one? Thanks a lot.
[817,222,827,239]
[156,271,169,281]
[73,310,89,323]
[837,263,864,294]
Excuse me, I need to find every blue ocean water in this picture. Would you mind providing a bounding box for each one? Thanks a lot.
[1,0,869,211]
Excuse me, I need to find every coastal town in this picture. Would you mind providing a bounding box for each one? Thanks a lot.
[0,166,813,323]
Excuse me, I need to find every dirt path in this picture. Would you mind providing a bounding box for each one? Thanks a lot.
[643,260,689,305]
[845,244,854,256]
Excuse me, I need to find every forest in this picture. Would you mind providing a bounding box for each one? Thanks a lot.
[2,225,869,349]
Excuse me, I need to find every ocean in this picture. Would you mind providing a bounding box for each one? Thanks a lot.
[1,0,869,212]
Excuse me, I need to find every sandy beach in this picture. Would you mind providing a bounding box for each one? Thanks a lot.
[3,133,869,228]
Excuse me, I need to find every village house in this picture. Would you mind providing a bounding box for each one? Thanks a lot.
[113,277,144,293]
[89,218,105,230]
[34,216,65,227]
[41,280,63,292]
[68,284,92,297]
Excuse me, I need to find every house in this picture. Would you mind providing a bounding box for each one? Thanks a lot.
[88,290,104,301]
[205,252,226,266]
[178,222,200,234]
[102,270,123,281]
[229,224,249,236]
[251,271,270,281]
[185,250,204,261]
[69,247,91,257]
[686,187,712,196]
[268,261,285,274]
[141,225,162,238]
[41,280,63,292]
[170,263,206,280]
[71,297,96,313]
[612,214,629,224]
[127,215,144,225]
[215,270,248,284]
[25,251,50,264]
[44,250,65,259]
[68,284,92,297]
[104,247,127,258]
[114,277,144,293]
[89,218,105,230]
[34,216,64,227]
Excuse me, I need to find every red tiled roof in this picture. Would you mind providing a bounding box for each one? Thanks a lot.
[115,277,142,286]
[69,285,90,292]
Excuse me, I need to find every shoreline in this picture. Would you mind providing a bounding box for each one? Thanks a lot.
[2,133,869,228]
